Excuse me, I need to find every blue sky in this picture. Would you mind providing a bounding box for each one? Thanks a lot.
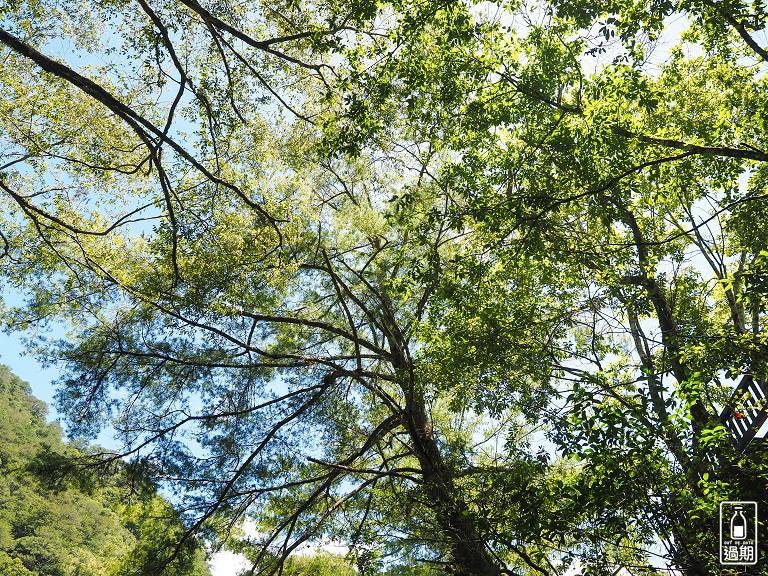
[0,329,60,416]
[0,287,124,448]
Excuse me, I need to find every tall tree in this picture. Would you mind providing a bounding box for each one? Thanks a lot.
[3,0,768,575]
[342,1,768,573]
[0,3,576,574]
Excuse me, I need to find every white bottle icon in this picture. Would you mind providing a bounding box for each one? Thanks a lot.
[731,506,748,540]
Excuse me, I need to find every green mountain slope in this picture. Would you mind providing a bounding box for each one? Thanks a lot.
[0,365,211,576]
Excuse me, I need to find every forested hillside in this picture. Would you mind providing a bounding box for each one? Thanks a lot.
[0,364,211,576]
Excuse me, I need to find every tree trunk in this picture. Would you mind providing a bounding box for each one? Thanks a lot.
[404,396,500,576]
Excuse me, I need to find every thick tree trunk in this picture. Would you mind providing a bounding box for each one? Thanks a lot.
[379,280,498,575]
[404,396,500,576]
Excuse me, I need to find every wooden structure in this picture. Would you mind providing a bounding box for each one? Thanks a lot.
[719,374,768,452]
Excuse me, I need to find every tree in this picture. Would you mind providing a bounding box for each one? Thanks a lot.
[342,1,768,573]
[3,1,768,575]
[0,3,575,573]
[3,122,569,573]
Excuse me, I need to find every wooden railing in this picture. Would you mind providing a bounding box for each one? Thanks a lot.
[719,374,768,452]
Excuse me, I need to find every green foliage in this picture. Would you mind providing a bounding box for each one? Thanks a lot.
[4,0,768,574]
[0,551,35,576]
[0,365,211,576]
[281,553,356,576]
[238,551,356,576]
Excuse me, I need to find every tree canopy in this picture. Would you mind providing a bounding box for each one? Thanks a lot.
[2,1,768,575]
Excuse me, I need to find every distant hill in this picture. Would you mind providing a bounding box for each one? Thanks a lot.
[0,364,211,576]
